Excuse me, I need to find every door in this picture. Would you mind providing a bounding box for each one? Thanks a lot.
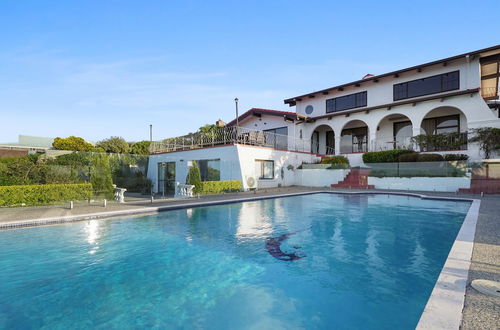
[326,131,335,154]
[158,162,176,195]
[311,131,319,153]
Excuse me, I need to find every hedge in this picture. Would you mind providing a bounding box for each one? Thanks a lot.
[0,183,93,207]
[197,180,242,194]
[320,156,349,165]
[362,149,414,163]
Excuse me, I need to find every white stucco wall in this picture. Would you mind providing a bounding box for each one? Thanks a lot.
[295,169,350,187]
[368,176,471,192]
[236,145,320,189]
[147,145,242,193]
[147,144,322,192]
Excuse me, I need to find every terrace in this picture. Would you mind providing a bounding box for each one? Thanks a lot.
[149,125,318,155]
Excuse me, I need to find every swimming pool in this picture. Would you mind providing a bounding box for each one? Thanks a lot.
[0,193,471,329]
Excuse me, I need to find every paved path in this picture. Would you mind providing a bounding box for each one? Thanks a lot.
[0,187,498,329]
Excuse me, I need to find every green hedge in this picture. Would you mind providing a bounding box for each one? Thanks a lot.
[320,156,349,165]
[0,183,93,207]
[197,180,242,194]
[362,149,414,163]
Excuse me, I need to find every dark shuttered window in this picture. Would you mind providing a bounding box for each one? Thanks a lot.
[326,91,367,113]
[393,71,459,101]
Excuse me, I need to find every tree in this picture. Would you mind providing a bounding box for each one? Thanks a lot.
[52,136,95,151]
[129,141,151,155]
[469,127,500,159]
[90,154,114,198]
[96,136,130,154]
[186,161,201,193]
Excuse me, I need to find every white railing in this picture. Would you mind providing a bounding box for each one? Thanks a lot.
[370,137,415,151]
[150,126,314,154]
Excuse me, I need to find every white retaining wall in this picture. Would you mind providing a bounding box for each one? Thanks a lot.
[368,176,471,192]
[295,169,350,187]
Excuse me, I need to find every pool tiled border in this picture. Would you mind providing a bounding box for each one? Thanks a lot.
[0,190,480,329]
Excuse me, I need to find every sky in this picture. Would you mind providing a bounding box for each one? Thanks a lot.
[0,0,499,143]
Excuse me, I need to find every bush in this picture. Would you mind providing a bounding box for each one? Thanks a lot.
[197,181,242,194]
[0,183,93,207]
[96,136,130,154]
[130,141,151,155]
[52,136,95,151]
[417,153,444,162]
[362,149,414,163]
[398,152,418,162]
[443,154,469,161]
[320,156,349,165]
[90,154,114,197]
[186,161,202,193]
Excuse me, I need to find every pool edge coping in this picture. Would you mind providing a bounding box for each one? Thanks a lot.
[0,190,480,329]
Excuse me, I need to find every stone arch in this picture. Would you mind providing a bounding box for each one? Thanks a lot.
[310,124,335,155]
[373,113,414,151]
[340,119,369,154]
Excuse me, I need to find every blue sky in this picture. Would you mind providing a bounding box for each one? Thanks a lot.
[0,0,498,142]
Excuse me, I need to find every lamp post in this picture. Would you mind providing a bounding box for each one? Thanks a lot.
[149,124,153,142]
[234,97,239,127]
[234,97,239,141]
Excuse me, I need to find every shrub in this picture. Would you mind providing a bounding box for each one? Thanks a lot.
[96,136,130,154]
[320,156,349,165]
[90,154,114,197]
[186,161,202,193]
[130,141,151,155]
[468,127,500,159]
[0,183,93,207]
[417,153,444,162]
[443,154,469,161]
[362,149,414,163]
[52,136,95,151]
[197,181,242,194]
[398,152,418,162]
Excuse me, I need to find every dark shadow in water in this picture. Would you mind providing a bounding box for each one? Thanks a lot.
[265,232,305,261]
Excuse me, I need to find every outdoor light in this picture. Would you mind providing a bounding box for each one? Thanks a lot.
[234,97,239,130]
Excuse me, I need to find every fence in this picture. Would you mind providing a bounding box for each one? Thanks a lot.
[150,126,315,154]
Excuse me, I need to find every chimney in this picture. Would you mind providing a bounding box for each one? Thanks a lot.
[362,73,375,79]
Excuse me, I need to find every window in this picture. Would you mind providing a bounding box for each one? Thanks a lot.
[393,71,460,101]
[421,115,459,135]
[305,105,314,114]
[255,160,274,179]
[197,159,220,181]
[326,91,367,113]
[480,54,500,100]
[263,127,288,149]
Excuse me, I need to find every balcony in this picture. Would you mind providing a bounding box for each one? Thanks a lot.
[411,132,468,152]
[149,126,312,154]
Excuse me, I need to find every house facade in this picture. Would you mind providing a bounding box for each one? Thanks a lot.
[148,45,500,192]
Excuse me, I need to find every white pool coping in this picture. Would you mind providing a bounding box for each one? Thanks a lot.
[0,191,480,329]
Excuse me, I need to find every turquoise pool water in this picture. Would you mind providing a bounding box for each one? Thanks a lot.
[0,193,470,329]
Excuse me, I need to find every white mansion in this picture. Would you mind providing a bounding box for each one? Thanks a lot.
[148,45,500,193]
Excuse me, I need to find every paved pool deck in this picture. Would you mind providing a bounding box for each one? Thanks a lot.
[0,187,498,329]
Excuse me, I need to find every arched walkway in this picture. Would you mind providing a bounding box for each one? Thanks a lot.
[417,106,468,151]
[374,114,413,151]
[340,120,369,154]
[310,124,335,155]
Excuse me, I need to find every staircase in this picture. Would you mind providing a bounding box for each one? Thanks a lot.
[331,169,374,189]
[458,177,500,194]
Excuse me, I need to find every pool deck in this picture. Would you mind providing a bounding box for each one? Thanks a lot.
[0,187,498,329]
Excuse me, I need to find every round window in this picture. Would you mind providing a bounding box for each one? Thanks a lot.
[305,105,313,114]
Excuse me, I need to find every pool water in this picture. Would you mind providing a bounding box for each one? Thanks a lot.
[0,193,470,329]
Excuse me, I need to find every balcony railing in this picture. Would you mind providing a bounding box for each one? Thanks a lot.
[150,126,313,154]
[412,132,468,151]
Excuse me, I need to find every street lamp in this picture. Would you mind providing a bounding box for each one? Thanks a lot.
[234,97,239,127]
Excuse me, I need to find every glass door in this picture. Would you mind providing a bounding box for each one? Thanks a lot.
[158,162,176,195]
